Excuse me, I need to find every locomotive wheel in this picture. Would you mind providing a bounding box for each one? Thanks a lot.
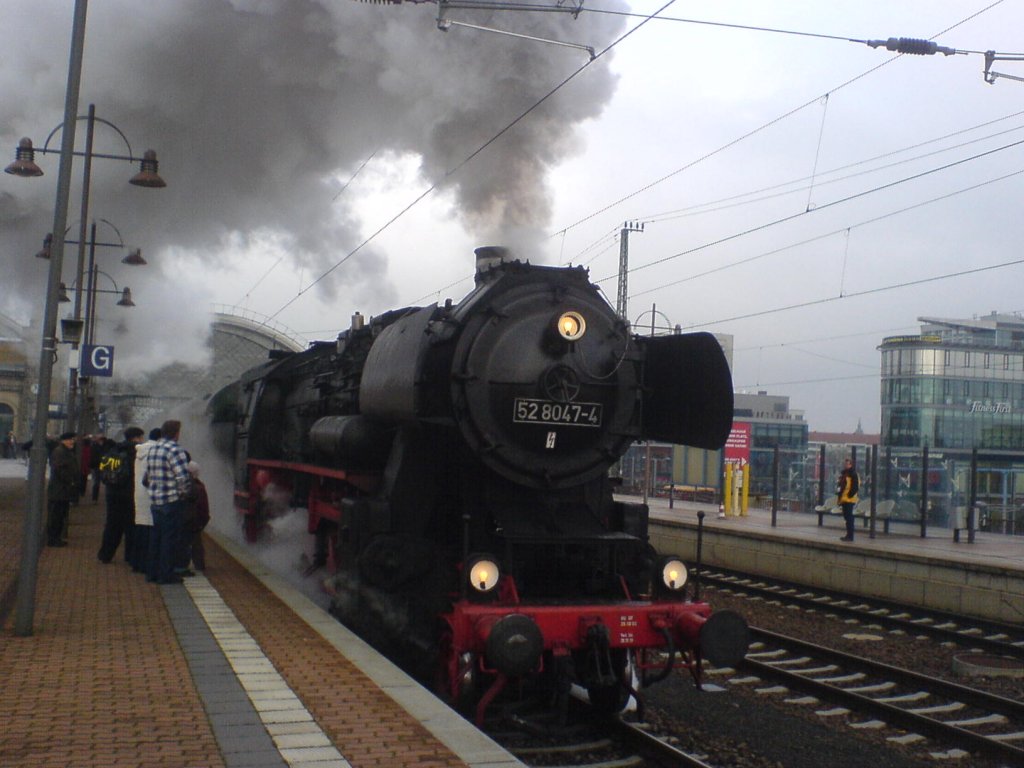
[585,648,631,715]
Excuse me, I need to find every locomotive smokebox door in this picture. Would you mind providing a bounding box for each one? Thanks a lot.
[639,332,733,449]
[450,267,642,490]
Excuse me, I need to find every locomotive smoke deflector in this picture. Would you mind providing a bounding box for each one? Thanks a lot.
[639,331,734,449]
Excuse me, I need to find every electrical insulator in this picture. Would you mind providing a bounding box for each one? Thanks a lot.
[866,37,957,56]
[889,37,936,55]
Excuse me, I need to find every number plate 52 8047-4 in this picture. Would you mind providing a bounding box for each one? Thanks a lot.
[513,398,602,427]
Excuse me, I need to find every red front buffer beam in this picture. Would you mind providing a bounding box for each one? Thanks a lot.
[676,609,750,678]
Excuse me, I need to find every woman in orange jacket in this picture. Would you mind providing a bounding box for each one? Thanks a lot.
[837,457,859,542]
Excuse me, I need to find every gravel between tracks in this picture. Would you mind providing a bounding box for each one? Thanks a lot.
[639,585,1022,768]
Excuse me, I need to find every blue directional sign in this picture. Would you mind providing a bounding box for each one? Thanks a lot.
[80,344,115,377]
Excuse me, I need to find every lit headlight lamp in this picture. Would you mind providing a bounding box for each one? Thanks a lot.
[555,311,586,342]
[656,555,688,593]
[466,555,500,594]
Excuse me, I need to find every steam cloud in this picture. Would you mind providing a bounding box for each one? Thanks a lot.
[1,0,626,372]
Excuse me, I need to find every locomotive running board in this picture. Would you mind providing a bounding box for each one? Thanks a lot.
[638,331,734,449]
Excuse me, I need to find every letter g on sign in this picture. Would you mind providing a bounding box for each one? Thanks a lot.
[81,344,115,377]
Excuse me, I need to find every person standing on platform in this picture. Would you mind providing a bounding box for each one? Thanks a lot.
[90,434,114,502]
[131,427,161,574]
[183,460,210,572]
[836,457,860,542]
[46,432,79,547]
[97,427,145,564]
[145,420,191,584]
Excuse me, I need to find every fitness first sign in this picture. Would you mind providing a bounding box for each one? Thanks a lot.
[967,400,1011,415]
[80,344,115,378]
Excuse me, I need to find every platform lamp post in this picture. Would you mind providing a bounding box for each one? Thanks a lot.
[9,0,88,638]
[7,1,166,637]
[79,266,140,434]
[37,219,146,435]
[8,116,163,637]
[7,106,165,435]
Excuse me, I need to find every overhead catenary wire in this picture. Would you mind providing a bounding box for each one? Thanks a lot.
[551,0,1010,240]
[630,165,1024,299]
[637,112,1024,226]
[680,256,1024,332]
[554,109,1024,272]
[734,323,920,353]
[251,0,1015,341]
[263,0,680,323]
[736,372,881,389]
[577,0,1015,57]
[616,138,1024,290]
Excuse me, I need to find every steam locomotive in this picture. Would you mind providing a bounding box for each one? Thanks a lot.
[211,247,749,723]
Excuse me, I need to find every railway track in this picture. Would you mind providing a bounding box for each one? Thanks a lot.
[725,626,1024,764]
[485,706,718,767]
[697,566,1024,658]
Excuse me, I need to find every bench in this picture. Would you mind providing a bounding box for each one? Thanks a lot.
[815,498,896,533]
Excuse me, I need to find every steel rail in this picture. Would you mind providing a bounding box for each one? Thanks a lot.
[699,568,1024,659]
[613,718,717,768]
[743,627,1024,763]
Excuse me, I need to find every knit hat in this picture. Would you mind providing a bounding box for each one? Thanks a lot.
[59,431,77,441]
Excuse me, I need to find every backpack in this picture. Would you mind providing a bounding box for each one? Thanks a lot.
[99,445,131,487]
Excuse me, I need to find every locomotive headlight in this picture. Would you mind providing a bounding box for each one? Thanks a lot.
[468,556,500,593]
[658,556,688,591]
[556,311,586,342]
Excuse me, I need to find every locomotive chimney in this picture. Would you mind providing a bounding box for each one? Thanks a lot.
[474,246,511,283]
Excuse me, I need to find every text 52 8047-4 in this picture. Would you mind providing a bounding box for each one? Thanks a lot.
[513,398,602,428]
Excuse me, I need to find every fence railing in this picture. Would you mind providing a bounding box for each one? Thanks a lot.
[757,444,1024,537]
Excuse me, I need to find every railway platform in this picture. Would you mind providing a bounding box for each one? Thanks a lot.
[0,463,522,768]
[644,494,1024,625]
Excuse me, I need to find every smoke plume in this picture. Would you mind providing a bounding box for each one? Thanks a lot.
[1,0,626,370]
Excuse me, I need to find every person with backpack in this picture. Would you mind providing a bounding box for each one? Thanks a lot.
[131,428,161,574]
[97,426,146,564]
[89,435,114,502]
[181,460,211,573]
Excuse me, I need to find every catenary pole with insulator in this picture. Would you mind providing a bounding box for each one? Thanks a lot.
[616,220,643,321]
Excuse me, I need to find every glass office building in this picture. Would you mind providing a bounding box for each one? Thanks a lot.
[879,313,1024,454]
[733,392,809,501]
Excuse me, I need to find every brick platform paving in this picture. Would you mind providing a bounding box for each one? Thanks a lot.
[0,491,224,768]
[0,474,481,768]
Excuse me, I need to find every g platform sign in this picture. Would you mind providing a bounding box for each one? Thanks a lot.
[80,344,115,377]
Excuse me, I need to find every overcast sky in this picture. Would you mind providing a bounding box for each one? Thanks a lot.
[3,0,1024,433]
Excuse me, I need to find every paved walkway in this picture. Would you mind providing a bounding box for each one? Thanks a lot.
[643,494,1024,573]
[0,467,520,768]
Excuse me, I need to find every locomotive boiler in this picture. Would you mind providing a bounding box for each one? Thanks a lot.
[212,247,749,722]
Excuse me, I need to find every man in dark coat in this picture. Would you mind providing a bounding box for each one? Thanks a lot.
[97,427,146,563]
[47,432,79,547]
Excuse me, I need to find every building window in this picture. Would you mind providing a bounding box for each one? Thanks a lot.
[1004,354,1010,371]
[964,351,971,368]
[944,350,952,367]
[984,353,990,369]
